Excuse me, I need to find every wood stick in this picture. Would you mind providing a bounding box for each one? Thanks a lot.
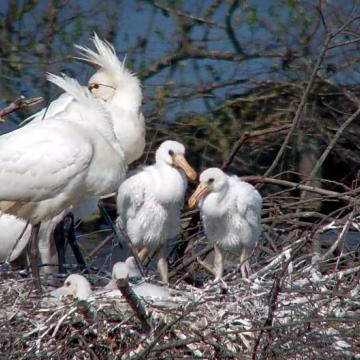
[240,175,359,203]
[116,278,152,333]
[0,96,43,121]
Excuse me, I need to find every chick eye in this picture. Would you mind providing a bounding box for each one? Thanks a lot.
[168,150,174,156]
[93,83,99,89]
[65,281,71,287]
[208,178,215,183]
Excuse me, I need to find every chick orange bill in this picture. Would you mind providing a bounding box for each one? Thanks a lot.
[172,154,197,181]
[188,182,211,208]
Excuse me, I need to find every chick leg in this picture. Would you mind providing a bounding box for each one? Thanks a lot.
[157,244,168,284]
[240,247,252,279]
[138,246,149,261]
[213,244,224,281]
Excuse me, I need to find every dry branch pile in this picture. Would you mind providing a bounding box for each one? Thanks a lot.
[1,210,359,360]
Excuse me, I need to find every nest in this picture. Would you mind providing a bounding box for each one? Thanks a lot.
[1,235,360,360]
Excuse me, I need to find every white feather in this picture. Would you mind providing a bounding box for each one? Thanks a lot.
[0,73,126,223]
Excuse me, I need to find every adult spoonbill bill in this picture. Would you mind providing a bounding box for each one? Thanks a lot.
[0,73,127,290]
[117,141,197,284]
[188,168,262,280]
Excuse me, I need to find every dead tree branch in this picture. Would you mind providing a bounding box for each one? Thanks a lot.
[0,96,43,122]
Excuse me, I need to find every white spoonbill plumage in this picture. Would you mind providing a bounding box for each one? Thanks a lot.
[117,141,197,283]
[51,262,172,304]
[0,215,30,262]
[188,168,262,280]
[0,35,146,273]
[105,257,171,301]
[51,273,92,301]
[76,33,145,164]
[29,34,145,165]
[0,73,127,289]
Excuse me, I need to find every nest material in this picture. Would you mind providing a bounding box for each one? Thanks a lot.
[1,244,359,360]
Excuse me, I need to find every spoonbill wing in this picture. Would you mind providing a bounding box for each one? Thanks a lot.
[0,121,93,202]
[117,172,147,220]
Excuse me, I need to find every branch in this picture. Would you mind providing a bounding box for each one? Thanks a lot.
[241,175,359,203]
[221,124,292,171]
[225,0,244,55]
[308,106,360,178]
[263,33,333,177]
[141,48,253,79]
[116,278,152,333]
[0,96,43,122]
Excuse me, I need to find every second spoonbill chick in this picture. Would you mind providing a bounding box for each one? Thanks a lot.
[51,274,92,300]
[117,141,197,283]
[188,168,262,280]
[105,257,171,301]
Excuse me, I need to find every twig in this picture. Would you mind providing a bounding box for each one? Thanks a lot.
[197,257,216,276]
[241,175,359,203]
[116,278,152,333]
[52,307,77,337]
[317,210,353,263]
[221,124,292,171]
[88,233,114,259]
[169,244,213,280]
[0,96,43,121]
[308,107,360,178]
[263,34,332,177]
[133,303,197,359]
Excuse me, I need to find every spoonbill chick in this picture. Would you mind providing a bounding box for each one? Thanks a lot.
[117,141,197,283]
[188,168,262,280]
[105,257,171,301]
[50,273,92,301]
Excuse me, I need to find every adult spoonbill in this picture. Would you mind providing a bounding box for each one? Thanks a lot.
[29,34,145,164]
[76,33,145,164]
[0,34,146,271]
[0,73,127,290]
[188,168,262,280]
[117,141,197,284]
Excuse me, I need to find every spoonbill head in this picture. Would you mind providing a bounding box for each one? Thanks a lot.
[76,34,144,164]
[51,274,92,300]
[155,140,197,181]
